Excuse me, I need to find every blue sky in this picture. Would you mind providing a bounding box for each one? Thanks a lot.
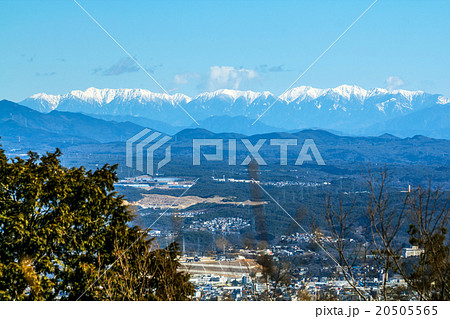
[1,0,449,101]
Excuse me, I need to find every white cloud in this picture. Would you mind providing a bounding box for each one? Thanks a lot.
[208,66,258,90]
[385,76,405,90]
[174,72,200,85]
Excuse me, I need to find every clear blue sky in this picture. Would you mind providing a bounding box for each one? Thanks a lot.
[1,0,449,101]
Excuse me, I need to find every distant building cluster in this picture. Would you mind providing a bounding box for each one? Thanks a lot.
[189,217,250,233]
[263,181,331,188]
[184,255,409,301]
[211,176,330,188]
[280,232,340,244]
[271,245,305,256]
[167,209,207,218]
[211,176,260,184]
[189,274,253,301]
[115,175,193,189]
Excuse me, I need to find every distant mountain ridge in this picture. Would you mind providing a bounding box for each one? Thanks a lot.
[19,85,450,138]
[1,100,449,176]
[0,100,145,147]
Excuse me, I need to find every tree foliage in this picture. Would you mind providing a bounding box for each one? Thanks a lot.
[0,146,193,300]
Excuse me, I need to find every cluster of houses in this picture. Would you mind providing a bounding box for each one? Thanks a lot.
[189,217,251,233]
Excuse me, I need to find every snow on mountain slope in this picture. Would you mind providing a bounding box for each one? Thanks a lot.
[279,86,325,102]
[194,89,274,104]
[279,85,427,105]
[24,87,191,113]
[28,93,62,111]
[19,85,448,131]
[438,96,450,105]
[23,85,440,110]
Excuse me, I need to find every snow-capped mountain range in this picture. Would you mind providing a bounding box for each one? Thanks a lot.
[20,85,450,137]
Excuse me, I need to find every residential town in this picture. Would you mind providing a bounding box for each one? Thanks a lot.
[181,247,416,301]
[189,217,251,233]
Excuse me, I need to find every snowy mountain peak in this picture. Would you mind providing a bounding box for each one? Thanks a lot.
[279,86,325,103]
[69,87,116,104]
[280,85,370,103]
[29,93,62,111]
[195,89,273,104]
[390,89,424,102]
[329,85,368,101]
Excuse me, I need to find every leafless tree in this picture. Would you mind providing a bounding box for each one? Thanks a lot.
[323,196,369,300]
[364,168,449,300]
[364,167,408,300]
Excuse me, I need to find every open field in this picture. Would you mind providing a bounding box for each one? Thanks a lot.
[130,194,268,210]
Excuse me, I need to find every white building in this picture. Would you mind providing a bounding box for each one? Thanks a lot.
[402,246,424,258]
